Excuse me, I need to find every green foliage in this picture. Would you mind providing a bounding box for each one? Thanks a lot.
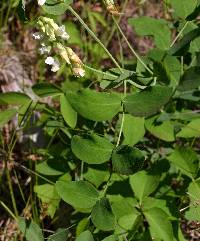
[144,208,174,241]
[71,134,114,164]
[128,17,171,49]
[0,109,17,128]
[60,94,77,128]
[168,147,199,178]
[129,171,159,203]
[18,217,44,241]
[91,197,116,231]
[112,145,144,175]
[122,115,145,145]
[75,230,94,241]
[67,89,122,121]
[55,180,99,209]
[124,86,173,117]
[47,229,68,241]
[42,0,73,15]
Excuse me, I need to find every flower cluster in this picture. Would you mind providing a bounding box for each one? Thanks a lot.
[33,17,85,77]
[105,0,121,16]
[37,0,46,6]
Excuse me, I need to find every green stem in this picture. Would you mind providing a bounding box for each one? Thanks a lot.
[68,6,122,71]
[170,21,189,48]
[116,80,127,147]
[85,65,146,89]
[84,64,118,78]
[0,200,17,221]
[4,0,12,29]
[116,111,125,147]
[6,168,18,217]
[104,0,129,47]
[14,170,26,204]
[14,162,54,185]
[80,161,84,181]
[112,17,153,75]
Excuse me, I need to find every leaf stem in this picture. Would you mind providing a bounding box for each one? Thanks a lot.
[5,168,18,217]
[112,16,153,75]
[170,21,189,48]
[68,6,122,72]
[116,80,127,147]
[0,200,17,221]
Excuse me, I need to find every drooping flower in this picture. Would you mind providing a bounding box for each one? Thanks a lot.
[37,17,70,41]
[73,67,85,77]
[105,0,120,16]
[56,43,85,77]
[45,56,55,65]
[45,56,60,72]
[56,25,70,40]
[56,43,70,64]
[66,47,85,77]
[51,60,60,72]
[32,32,43,40]
[38,43,51,55]
[37,0,46,6]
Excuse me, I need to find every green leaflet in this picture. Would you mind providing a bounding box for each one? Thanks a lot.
[124,86,173,117]
[67,88,122,121]
[71,134,114,164]
[55,180,99,209]
[42,0,73,15]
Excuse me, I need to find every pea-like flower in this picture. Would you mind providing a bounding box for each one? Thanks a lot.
[56,43,70,64]
[34,17,84,77]
[38,17,70,41]
[56,25,70,40]
[66,47,85,77]
[32,32,43,40]
[105,0,120,16]
[39,43,51,55]
[45,56,60,72]
[37,0,46,6]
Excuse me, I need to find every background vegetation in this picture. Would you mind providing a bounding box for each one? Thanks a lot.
[0,0,200,240]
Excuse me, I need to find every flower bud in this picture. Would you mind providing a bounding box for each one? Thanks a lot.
[56,43,70,64]
[105,0,120,16]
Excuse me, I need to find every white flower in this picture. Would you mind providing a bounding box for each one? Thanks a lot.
[32,32,43,40]
[73,67,85,77]
[56,25,70,40]
[56,43,70,64]
[39,44,51,55]
[45,57,60,72]
[45,56,55,65]
[51,60,60,72]
[38,0,46,6]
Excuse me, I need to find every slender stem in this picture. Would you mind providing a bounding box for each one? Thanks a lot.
[170,21,189,48]
[116,111,125,147]
[85,65,146,89]
[126,79,147,89]
[80,161,84,181]
[6,168,18,217]
[123,235,128,241]
[112,17,153,75]
[4,0,12,29]
[3,101,35,218]
[104,0,129,47]
[13,170,26,204]
[14,162,54,185]
[0,200,17,221]
[117,30,124,68]
[102,172,112,196]
[84,64,118,78]
[116,80,127,147]
[68,6,122,71]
